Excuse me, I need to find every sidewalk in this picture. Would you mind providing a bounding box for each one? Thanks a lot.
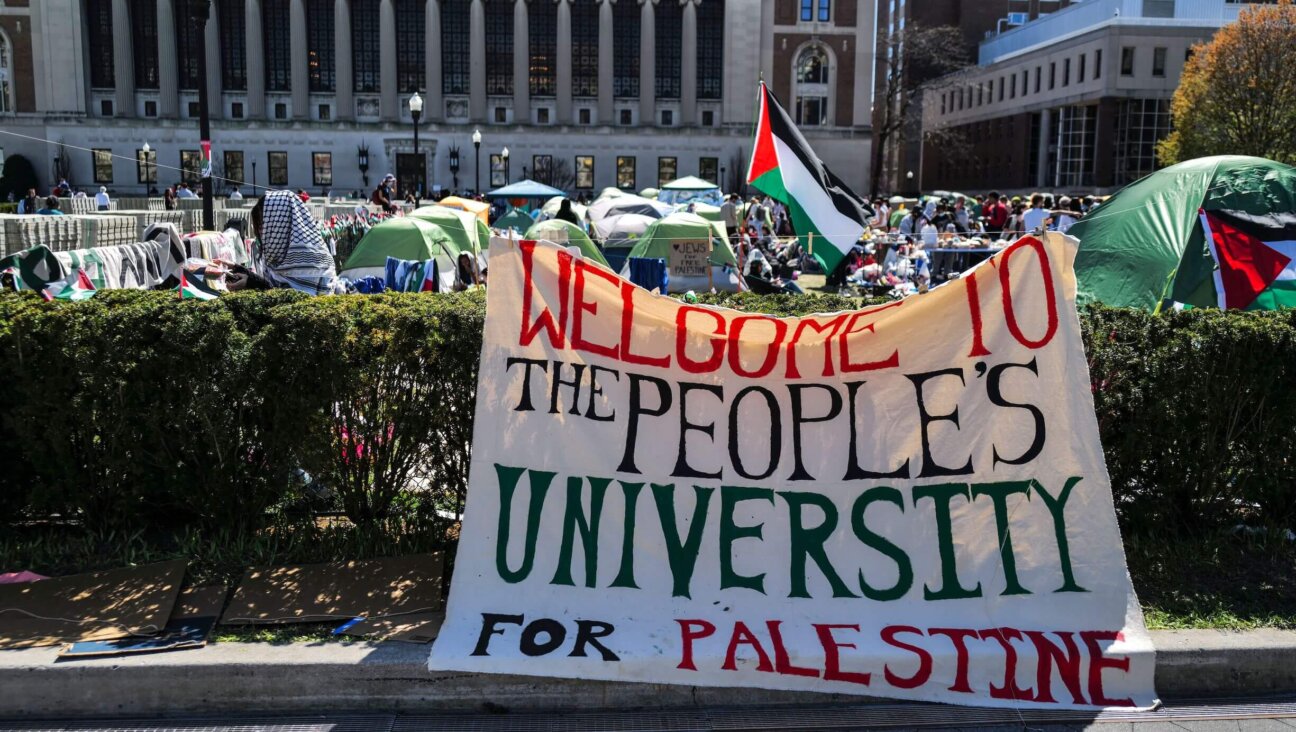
[1,628,1294,719]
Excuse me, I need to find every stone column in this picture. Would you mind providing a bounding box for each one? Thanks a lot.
[246,0,266,119]
[335,0,354,120]
[204,4,222,119]
[638,0,655,124]
[426,0,443,121]
[680,0,697,125]
[379,0,398,120]
[556,0,572,123]
[112,0,135,116]
[291,0,309,118]
[758,0,773,90]
[513,0,529,122]
[469,0,486,121]
[158,0,178,118]
[597,0,612,123]
[1036,107,1052,188]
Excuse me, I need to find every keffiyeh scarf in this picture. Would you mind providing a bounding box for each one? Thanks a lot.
[258,190,342,295]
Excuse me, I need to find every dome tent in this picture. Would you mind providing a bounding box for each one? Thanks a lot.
[1072,156,1296,310]
[492,207,535,233]
[523,219,611,268]
[619,212,744,293]
[341,217,467,290]
[408,205,489,254]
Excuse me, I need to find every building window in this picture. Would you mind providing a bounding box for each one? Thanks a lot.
[137,148,158,184]
[180,150,203,182]
[658,157,677,187]
[101,100,115,116]
[617,156,636,189]
[532,155,553,185]
[396,0,425,93]
[1049,62,1056,90]
[699,157,719,185]
[698,0,724,99]
[998,76,1005,101]
[264,0,291,91]
[1053,105,1097,187]
[1113,97,1170,185]
[794,45,829,126]
[1063,58,1070,86]
[189,101,200,118]
[92,150,114,184]
[232,102,245,118]
[702,110,715,126]
[800,0,813,20]
[655,0,682,99]
[218,0,247,91]
[269,151,289,186]
[529,0,557,96]
[1034,66,1041,93]
[1095,49,1102,79]
[144,100,158,117]
[572,0,599,97]
[312,152,332,186]
[224,151,245,188]
[354,0,381,93]
[318,104,330,120]
[132,0,160,90]
[485,0,513,95]
[1078,53,1086,82]
[818,0,830,21]
[661,110,673,126]
[579,108,591,124]
[1009,75,1015,99]
[275,102,288,119]
[576,156,594,189]
[1121,47,1134,76]
[620,109,632,125]
[1152,47,1167,77]
[307,0,336,92]
[613,0,639,98]
[537,107,550,124]
[489,154,506,187]
[87,0,115,89]
[1022,69,1029,96]
[494,107,507,123]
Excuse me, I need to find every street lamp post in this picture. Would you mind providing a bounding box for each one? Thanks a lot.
[142,142,153,193]
[472,129,482,195]
[502,147,510,185]
[409,92,424,200]
[252,160,257,190]
[191,0,214,231]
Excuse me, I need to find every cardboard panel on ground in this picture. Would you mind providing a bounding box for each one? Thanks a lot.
[0,560,185,649]
[221,553,444,626]
[59,585,228,658]
[337,611,443,643]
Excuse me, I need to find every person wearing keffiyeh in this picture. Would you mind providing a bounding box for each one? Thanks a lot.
[234,190,344,295]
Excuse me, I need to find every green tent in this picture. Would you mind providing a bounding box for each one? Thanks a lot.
[1073,156,1296,311]
[407,205,488,256]
[492,207,534,233]
[341,218,462,275]
[621,212,743,293]
[524,219,610,268]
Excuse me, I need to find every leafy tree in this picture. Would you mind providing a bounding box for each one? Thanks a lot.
[0,154,39,200]
[1157,0,1296,166]
[871,23,972,197]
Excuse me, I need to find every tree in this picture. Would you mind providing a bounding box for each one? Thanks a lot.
[1157,0,1296,166]
[871,23,972,198]
[549,157,576,192]
[0,154,39,200]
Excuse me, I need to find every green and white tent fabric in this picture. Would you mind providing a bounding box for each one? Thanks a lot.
[492,207,535,233]
[1072,156,1296,311]
[588,194,672,223]
[341,217,465,289]
[619,212,743,293]
[408,205,489,255]
[539,196,589,224]
[523,219,610,268]
[592,213,656,247]
[744,82,873,274]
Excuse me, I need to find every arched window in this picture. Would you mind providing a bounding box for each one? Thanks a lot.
[697,0,723,100]
[529,0,556,97]
[0,32,10,114]
[655,0,682,99]
[612,0,638,98]
[570,0,599,97]
[131,0,160,90]
[395,0,424,92]
[86,0,115,89]
[793,45,829,126]
[264,0,292,91]
[484,0,513,96]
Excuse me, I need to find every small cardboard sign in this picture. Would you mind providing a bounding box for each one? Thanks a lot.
[669,238,711,278]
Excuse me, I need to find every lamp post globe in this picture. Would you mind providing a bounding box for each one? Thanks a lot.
[472,128,482,196]
[409,93,425,200]
[502,147,510,185]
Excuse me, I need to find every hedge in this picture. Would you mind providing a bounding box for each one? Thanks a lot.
[0,290,1293,540]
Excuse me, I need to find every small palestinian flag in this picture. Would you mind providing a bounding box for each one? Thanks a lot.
[1200,208,1296,310]
[746,81,873,273]
[41,269,96,302]
[177,270,221,300]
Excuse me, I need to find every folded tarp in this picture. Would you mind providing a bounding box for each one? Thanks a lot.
[59,585,227,658]
[220,553,444,626]
[0,560,185,649]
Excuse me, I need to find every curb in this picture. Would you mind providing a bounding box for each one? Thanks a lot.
[0,629,1293,718]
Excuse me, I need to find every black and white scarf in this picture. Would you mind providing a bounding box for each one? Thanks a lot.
[258,190,341,295]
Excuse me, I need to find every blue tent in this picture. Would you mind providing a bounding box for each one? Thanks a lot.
[486,179,566,199]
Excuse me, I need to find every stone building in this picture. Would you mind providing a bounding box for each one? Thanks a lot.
[0,0,875,197]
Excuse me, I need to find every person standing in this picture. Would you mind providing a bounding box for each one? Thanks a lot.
[164,186,178,210]
[721,194,740,243]
[18,188,39,214]
[95,186,112,211]
[982,191,1009,238]
[1022,194,1050,232]
[371,174,397,213]
[229,188,244,201]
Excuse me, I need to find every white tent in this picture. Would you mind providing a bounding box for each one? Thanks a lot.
[588,194,672,223]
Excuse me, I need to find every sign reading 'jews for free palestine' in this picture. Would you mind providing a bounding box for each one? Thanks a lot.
[431,233,1158,710]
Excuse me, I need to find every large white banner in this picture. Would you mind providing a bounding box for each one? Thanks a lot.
[431,233,1157,710]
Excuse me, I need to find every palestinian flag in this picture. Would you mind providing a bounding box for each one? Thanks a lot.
[41,269,97,302]
[746,82,873,273]
[1200,208,1296,310]
[177,270,221,300]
